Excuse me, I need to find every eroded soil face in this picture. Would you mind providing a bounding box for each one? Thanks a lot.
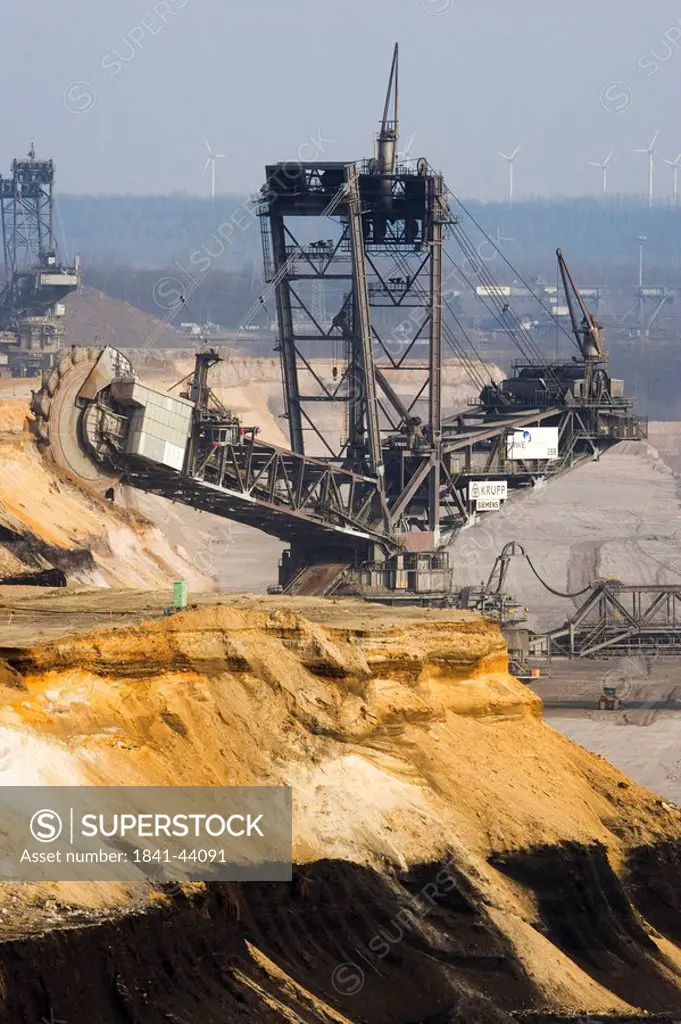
[0,599,680,1021]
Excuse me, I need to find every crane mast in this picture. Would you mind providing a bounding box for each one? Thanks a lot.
[556,248,603,363]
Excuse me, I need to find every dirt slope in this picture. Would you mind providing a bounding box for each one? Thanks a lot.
[1,599,681,1021]
[63,286,181,349]
[0,385,282,593]
[0,409,213,590]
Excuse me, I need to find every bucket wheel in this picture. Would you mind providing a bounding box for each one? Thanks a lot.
[29,346,132,492]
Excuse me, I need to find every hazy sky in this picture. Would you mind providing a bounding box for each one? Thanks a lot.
[1,0,680,200]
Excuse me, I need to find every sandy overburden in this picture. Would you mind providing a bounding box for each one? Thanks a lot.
[0,598,681,1021]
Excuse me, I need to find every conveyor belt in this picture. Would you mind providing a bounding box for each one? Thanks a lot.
[283,562,349,597]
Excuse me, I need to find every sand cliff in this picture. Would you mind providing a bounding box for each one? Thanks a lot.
[0,599,680,1021]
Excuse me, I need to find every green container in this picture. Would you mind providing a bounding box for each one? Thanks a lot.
[173,579,188,610]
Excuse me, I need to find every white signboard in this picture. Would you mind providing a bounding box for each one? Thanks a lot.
[506,427,559,461]
[476,285,511,298]
[476,498,501,511]
[468,480,508,502]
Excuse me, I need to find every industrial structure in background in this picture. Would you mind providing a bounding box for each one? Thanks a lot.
[0,146,79,376]
[533,582,681,659]
[462,542,681,685]
[30,46,644,604]
[467,234,681,343]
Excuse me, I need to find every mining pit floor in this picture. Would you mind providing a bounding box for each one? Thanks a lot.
[533,657,681,807]
[0,585,217,646]
[0,587,480,648]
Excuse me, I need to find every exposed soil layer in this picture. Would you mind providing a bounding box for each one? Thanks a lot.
[1,600,681,1021]
[491,841,681,1010]
[627,841,681,950]
[0,865,536,1024]
[518,1017,681,1023]
[0,417,215,591]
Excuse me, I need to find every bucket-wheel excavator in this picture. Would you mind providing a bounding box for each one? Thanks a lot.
[28,48,644,601]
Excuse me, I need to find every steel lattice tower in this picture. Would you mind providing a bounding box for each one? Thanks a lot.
[0,146,79,374]
[259,44,451,549]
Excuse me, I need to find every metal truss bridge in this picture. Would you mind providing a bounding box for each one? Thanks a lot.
[534,583,681,658]
[121,398,643,562]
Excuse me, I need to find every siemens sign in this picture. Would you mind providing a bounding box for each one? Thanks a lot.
[468,480,508,512]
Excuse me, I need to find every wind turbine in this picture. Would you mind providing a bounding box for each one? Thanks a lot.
[635,132,659,208]
[203,138,225,201]
[499,146,521,205]
[663,153,681,209]
[589,150,614,199]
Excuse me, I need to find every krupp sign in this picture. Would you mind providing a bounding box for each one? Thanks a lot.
[468,480,508,503]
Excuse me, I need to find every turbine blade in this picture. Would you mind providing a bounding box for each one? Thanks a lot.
[203,157,211,174]
[204,138,213,155]
[650,131,659,149]
[604,151,615,165]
